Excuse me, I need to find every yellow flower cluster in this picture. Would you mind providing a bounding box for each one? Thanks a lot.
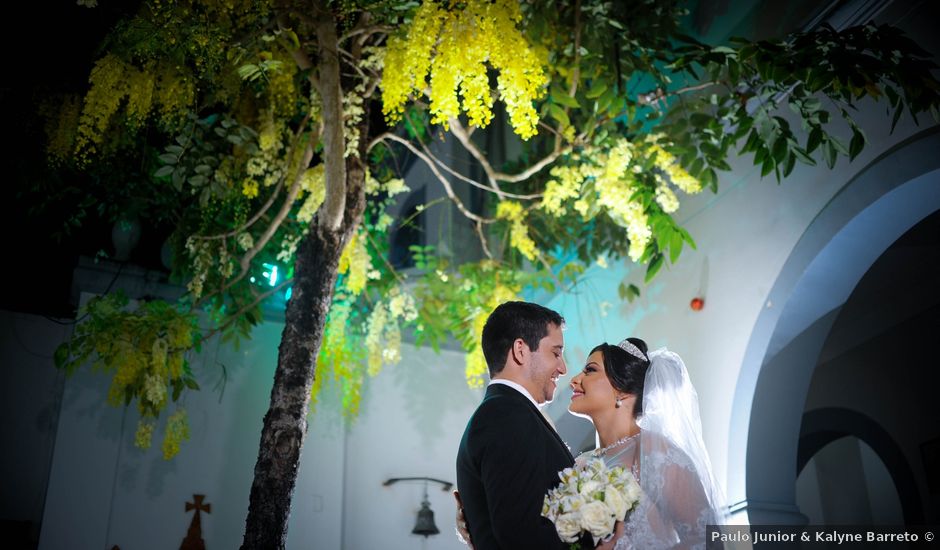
[382,1,446,123]
[464,283,520,387]
[538,137,701,262]
[266,50,297,118]
[134,420,155,449]
[496,201,538,261]
[344,83,366,158]
[337,231,371,295]
[125,64,156,129]
[162,408,190,460]
[185,237,213,299]
[296,164,326,223]
[540,165,585,216]
[382,0,546,139]
[75,54,130,159]
[647,143,702,194]
[654,177,680,213]
[74,55,196,162]
[242,180,260,198]
[365,170,410,197]
[153,63,195,130]
[43,94,81,166]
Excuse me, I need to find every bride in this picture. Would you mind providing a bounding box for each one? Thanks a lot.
[455,337,724,549]
[570,338,724,549]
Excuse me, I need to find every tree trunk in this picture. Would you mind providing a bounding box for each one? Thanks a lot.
[241,4,370,544]
[239,222,344,549]
[240,145,369,550]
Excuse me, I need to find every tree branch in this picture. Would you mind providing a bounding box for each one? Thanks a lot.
[277,12,320,91]
[314,2,346,232]
[494,147,568,184]
[240,143,313,273]
[448,117,502,192]
[638,81,721,106]
[196,114,314,242]
[449,116,569,186]
[201,278,294,343]
[372,133,493,225]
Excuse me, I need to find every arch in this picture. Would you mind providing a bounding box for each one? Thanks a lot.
[727,128,940,524]
[798,408,924,525]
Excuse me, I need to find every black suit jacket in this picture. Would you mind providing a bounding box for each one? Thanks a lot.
[456,383,574,550]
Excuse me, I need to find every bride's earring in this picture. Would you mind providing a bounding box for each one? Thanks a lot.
[615,397,622,408]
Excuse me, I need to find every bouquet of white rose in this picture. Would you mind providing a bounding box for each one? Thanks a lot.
[541,457,642,547]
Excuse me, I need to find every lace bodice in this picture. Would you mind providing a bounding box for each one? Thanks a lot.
[579,431,718,550]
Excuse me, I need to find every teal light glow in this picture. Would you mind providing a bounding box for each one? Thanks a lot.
[285,287,292,301]
[262,263,279,286]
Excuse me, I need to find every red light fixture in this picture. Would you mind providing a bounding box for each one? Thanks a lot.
[690,297,705,311]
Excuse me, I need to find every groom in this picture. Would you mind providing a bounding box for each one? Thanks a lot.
[455,301,574,549]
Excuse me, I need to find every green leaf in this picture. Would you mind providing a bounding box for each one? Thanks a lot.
[783,152,797,177]
[761,158,775,177]
[824,140,838,169]
[54,343,69,370]
[627,284,640,302]
[586,81,608,99]
[158,153,178,165]
[548,104,570,128]
[849,127,866,160]
[153,165,174,178]
[791,146,817,166]
[645,255,664,283]
[669,230,684,264]
[772,135,788,163]
[551,88,580,108]
[806,127,823,154]
[830,136,849,156]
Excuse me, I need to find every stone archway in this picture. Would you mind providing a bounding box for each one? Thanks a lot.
[798,407,924,525]
[726,129,940,524]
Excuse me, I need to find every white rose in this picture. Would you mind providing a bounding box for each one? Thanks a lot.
[580,500,616,539]
[554,512,583,543]
[623,477,643,505]
[604,486,628,520]
[579,480,603,498]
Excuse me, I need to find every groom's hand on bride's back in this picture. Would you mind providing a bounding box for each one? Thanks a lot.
[453,490,475,549]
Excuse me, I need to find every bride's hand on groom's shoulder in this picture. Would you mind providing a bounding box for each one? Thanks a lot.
[595,520,625,550]
[453,490,475,549]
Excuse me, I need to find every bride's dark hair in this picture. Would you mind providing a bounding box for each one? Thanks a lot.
[590,337,650,417]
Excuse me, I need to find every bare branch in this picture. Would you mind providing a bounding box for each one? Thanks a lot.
[373,133,493,225]
[201,278,294,343]
[193,114,314,242]
[637,81,721,106]
[339,24,393,44]
[494,147,568,184]
[450,116,569,186]
[362,229,406,285]
[240,142,314,274]
[197,182,284,241]
[474,221,493,259]
[448,117,502,192]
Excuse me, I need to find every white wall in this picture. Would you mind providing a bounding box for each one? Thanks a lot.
[0,311,70,546]
[27,298,479,550]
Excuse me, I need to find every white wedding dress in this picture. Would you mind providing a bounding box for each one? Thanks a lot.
[577,430,718,549]
[577,349,724,550]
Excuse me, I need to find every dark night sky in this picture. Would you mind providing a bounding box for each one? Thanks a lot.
[1,2,143,318]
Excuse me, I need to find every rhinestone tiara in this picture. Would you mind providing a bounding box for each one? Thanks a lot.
[616,338,647,361]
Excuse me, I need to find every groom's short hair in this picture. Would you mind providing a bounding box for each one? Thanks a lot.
[482,301,564,377]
